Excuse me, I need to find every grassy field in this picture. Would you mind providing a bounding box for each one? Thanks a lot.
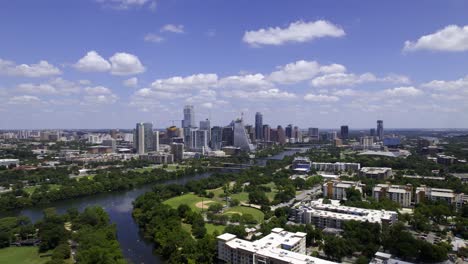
[0,247,51,264]
[23,184,61,195]
[163,193,222,212]
[209,182,278,203]
[205,223,225,234]
[223,206,265,223]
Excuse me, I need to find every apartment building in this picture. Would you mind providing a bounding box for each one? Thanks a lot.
[415,185,465,208]
[295,199,398,229]
[360,167,393,180]
[311,162,361,172]
[323,180,364,200]
[372,183,413,207]
[217,228,337,264]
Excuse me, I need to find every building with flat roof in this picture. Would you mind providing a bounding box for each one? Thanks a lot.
[415,185,465,208]
[139,152,174,164]
[312,162,360,172]
[295,199,398,229]
[323,180,364,200]
[360,167,393,180]
[0,159,19,167]
[217,228,337,264]
[292,157,312,173]
[373,183,412,207]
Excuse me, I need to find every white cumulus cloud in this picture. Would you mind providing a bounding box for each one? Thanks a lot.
[144,33,164,43]
[383,86,423,97]
[151,73,218,91]
[109,52,145,75]
[243,20,345,46]
[74,51,111,72]
[0,58,61,78]
[404,25,468,52]
[310,72,409,87]
[268,60,346,84]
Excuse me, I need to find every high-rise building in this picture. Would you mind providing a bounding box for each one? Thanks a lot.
[171,143,184,162]
[285,124,293,139]
[370,128,376,137]
[153,131,160,152]
[262,124,271,142]
[270,128,278,143]
[210,126,223,150]
[293,126,301,142]
[135,122,154,154]
[199,119,211,145]
[277,125,286,145]
[340,125,349,140]
[255,112,263,141]
[360,136,374,149]
[110,129,118,139]
[233,118,255,151]
[308,128,319,141]
[377,120,384,140]
[191,130,209,152]
[102,139,117,152]
[182,105,195,128]
[222,126,234,146]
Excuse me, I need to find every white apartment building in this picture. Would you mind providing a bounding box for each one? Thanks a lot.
[295,199,398,229]
[217,228,337,264]
[415,185,465,208]
[360,167,393,180]
[311,162,361,172]
[372,183,412,207]
[323,180,364,200]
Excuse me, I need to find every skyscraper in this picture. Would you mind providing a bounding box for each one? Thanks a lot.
[135,122,154,154]
[277,125,286,145]
[199,118,211,145]
[370,128,376,137]
[263,124,271,142]
[222,126,234,146]
[255,112,263,141]
[191,130,209,152]
[340,125,349,140]
[211,126,223,150]
[182,105,195,128]
[285,124,293,139]
[233,118,255,151]
[308,128,319,141]
[377,120,384,140]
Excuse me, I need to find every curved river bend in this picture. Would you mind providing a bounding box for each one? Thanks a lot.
[2,149,302,263]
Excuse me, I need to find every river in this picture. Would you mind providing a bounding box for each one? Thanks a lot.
[2,149,305,263]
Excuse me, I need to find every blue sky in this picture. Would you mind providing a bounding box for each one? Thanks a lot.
[1,0,468,129]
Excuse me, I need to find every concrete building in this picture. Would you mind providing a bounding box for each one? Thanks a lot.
[295,199,398,229]
[415,185,465,208]
[262,124,271,142]
[360,167,393,180]
[255,112,263,141]
[217,228,337,264]
[277,126,286,145]
[323,180,364,200]
[340,125,349,140]
[292,157,311,173]
[377,120,384,140]
[191,129,209,153]
[0,159,19,167]
[199,119,211,143]
[135,122,154,154]
[210,126,223,150]
[311,162,361,172]
[360,136,374,149]
[436,154,457,165]
[102,139,117,152]
[140,152,174,164]
[233,118,255,151]
[171,143,184,162]
[222,126,234,146]
[373,183,412,207]
[182,105,195,128]
[308,128,319,141]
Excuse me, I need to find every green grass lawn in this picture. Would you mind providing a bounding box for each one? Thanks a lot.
[23,184,61,195]
[163,193,221,212]
[0,247,51,264]
[210,182,278,203]
[223,206,265,223]
[205,223,225,234]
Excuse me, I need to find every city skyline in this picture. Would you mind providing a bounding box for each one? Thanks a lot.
[1,1,468,129]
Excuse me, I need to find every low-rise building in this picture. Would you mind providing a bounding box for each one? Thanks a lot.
[295,199,398,229]
[372,183,412,207]
[415,185,465,208]
[0,159,19,167]
[360,167,393,180]
[311,162,361,172]
[292,157,312,173]
[217,228,337,264]
[323,180,364,200]
[139,152,174,164]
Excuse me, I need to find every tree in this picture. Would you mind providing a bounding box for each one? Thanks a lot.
[177,204,192,218]
[229,199,240,207]
[323,235,351,261]
[207,203,223,213]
